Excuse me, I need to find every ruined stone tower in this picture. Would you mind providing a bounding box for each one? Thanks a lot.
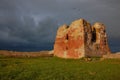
[54,19,110,59]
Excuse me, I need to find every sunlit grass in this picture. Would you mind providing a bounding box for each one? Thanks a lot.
[0,56,120,80]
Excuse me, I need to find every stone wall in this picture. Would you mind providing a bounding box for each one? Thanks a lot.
[54,19,110,59]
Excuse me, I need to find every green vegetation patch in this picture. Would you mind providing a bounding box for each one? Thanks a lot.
[0,56,120,80]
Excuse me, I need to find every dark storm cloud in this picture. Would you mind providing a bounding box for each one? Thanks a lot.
[0,0,120,51]
[0,15,58,51]
[0,16,58,43]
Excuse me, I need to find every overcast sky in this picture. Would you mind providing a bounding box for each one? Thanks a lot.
[0,0,120,52]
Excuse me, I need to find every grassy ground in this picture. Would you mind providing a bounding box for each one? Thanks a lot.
[0,56,120,80]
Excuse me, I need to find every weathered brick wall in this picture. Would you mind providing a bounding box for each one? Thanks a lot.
[54,19,110,59]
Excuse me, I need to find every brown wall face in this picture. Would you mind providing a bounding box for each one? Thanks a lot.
[54,19,110,59]
[54,19,85,59]
[83,20,93,56]
[91,23,110,56]
[54,25,68,58]
[67,19,85,58]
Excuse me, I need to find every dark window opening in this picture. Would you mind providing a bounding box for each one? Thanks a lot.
[66,34,69,50]
[104,30,106,33]
[92,28,96,42]
[66,34,69,40]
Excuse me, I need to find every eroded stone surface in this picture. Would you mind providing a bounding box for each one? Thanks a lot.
[91,23,110,56]
[54,24,68,58]
[54,19,110,59]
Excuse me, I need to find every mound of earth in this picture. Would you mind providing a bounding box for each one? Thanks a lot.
[0,50,53,57]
